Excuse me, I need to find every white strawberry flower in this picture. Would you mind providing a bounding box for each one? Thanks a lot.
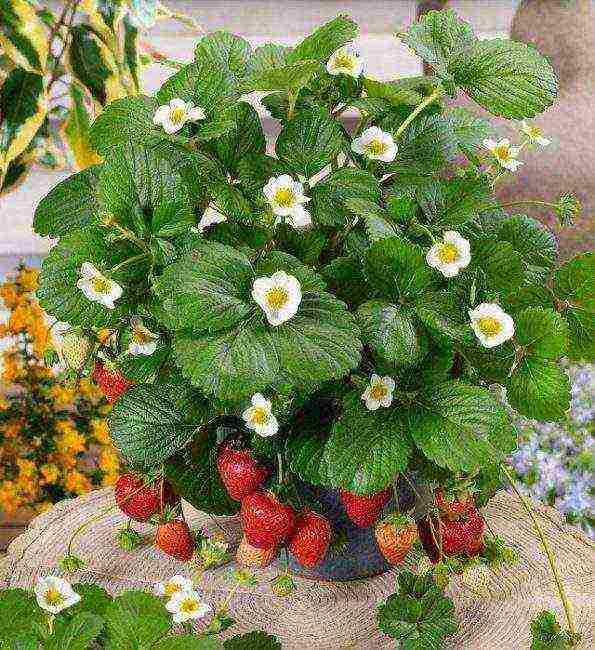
[242,393,279,437]
[252,271,302,326]
[155,575,194,598]
[263,175,311,228]
[34,576,81,614]
[153,98,206,134]
[362,374,396,411]
[426,231,471,278]
[193,205,227,233]
[326,43,364,78]
[352,126,397,162]
[520,121,550,147]
[128,317,159,356]
[483,138,523,172]
[165,588,212,624]
[77,262,123,310]
[469,303,515,348]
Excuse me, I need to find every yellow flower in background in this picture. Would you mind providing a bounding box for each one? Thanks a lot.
[35,501,53,514]
[102,472,119,487]
[17,268,39,292]
[2,354,23,382]
[56,420,87,455]
[16,458,36,478]
[91,419,111,445]
[64,470,92,495]
[78,377,103,401]
[49,385,76,409]
[8,304,29,333]
[97,329,112,345]
[40,464,60,485]
[99,448,119,474]
[2,419,23,439]
[0,282,20,309]
[0,396,9,411]
[0,481,22,515]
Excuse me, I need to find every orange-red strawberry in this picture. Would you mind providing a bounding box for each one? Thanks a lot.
[92,361,134,403]
[340,488,391,527]
[155,519,195,561]
[114,473,178,522]
[240,491,296,550]
[236,535,277,567]
[217,441,270,501]
[375,513,418,565]
[442,507,485,557]
[288,510,332,568]
[435,487,475,520]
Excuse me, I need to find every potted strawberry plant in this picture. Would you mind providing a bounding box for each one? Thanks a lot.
[32,10,591,638]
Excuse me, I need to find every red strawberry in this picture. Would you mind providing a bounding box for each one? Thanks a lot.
[236,535,277,568]
[288,511,332,568]
[115,473,178,522]
[217,441,270,501]
[240,491,296,550]
[375,513,418,565]
[340,488,391,527]
[92,361,134,403]
[435,488,475,521]
[155,519,195,561]
[442,508,485,557]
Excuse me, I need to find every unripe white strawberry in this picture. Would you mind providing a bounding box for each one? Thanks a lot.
[59,328,92,371]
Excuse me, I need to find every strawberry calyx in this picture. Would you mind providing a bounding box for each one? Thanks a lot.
[379,511,415,529]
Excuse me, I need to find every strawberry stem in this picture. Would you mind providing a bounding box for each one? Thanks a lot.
[276,451,284,486]
[501,463,577,639]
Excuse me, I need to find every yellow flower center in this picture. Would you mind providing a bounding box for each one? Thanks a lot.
[91,276,111,294]
[265,287,289,310]
[250,407,269,425]
[477,317,502,337]
[180,598,199,614]
[169,106,187,124]
[44,588,65,606]
[370,385,388,401]
[529,126,542,138]
[273,187,295,208]
[133,327,152,344]
[494,144,511,161]
[437,243,459,264]
[364,139,388,156]
[333,54,354,70]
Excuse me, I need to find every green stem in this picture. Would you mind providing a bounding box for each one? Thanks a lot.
[501,463,577,638]
[287,90,297,120]
[394,87,444,139]
[413,222,437,244]
[109,222,151,254]
[498,199,557,210]
[277,451,284,486]
[107,253,149,275]
[67,502,119,557]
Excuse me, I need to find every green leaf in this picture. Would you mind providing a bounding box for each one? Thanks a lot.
[254,251,326,292]
[398,9,476,74]
[311,168,381,226]
[410,381,516,472]
[362,77,424,107]
[505,358,570,422]
[247,44,293,73]
[0,589,45,640]
[155,637,222,650]
[224,631,282,650]
[69,584,112,618]
[44,613,104,650]
[449,39,558,119]
[514,307,568,359]
[240,60,320,93]
[364,237,435,303]
[324,392,411,495]
[0,632,40,649]
[377,571,458,650]
[195,31,252,86]
[414,292,473,344]
[286,430,331,487]
[530,610,579,650]
[289,16,358,64]
[109,384,202,468]
[0,0,48,73]
[553,252,594,362]
[104,591,170,650]
[33,165,102,237]
[166,428,240,516]
[321,256,369,307]
[491,214,558,269]
[470,239,524,295]
[276,106,345,178]
[446,106,493,153]
[345,198,400,242]
[357,300,427,366]
[63,84,102,171]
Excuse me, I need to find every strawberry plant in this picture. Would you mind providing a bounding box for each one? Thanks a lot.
[31,7,592,644]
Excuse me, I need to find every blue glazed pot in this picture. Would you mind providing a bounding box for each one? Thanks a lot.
[288,482,414,581]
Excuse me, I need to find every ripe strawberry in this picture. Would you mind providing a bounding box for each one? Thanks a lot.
[340,488,391,527]
[155,519,195,561]
[217,441,270,501]
[375,513,418,565]
[288,511,332,568]
[114,473,178,522]
[435,487,475,520]
[236,535,277,568]
[240,491,296,550]
[60,328,92,371]
[92,361,134,403]
[442,508,485,557]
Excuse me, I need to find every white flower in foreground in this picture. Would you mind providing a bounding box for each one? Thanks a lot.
[426,231,471,278]
[128,317,159,356]
[520,121,550,147]
[155,575,194,598]
[326,43,364,78]
[483,138,523,172]
[469,303,515,348]
[242,393,279,437]
[263,175,311,227]
[77,262,123,310]
[252,271,302,326]
[165,589,212,624]
[194,206,227,233]
[352,126,397,162]
[34,576,81,614]
[362,374,395,411]
[153,98,206,134]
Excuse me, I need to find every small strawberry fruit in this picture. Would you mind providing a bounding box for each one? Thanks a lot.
[442,508,485,557]
[217,441,270,501]
[435,487,475,520]
[288,510,332,568]
[340,488,391,527]
[240,491,296,549]
[92,361,134,403]
[59,328,92,371]
[155,519,195,561]
[236,535,277,568]
[375,513,418,565]
[115,473,178,522]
